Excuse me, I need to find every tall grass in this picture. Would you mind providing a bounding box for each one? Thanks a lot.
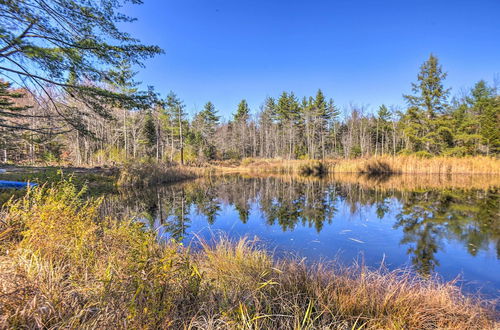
[0,182,498,328]
[212,156,500,175]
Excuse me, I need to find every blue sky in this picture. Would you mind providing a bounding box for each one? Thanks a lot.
[122,0,500,119]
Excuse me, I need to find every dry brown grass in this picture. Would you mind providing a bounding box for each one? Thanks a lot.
[211,156,500,175]
[193,237,498,329]
[0,182,498,329]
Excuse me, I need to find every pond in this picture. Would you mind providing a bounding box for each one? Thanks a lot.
[101,173,500,298]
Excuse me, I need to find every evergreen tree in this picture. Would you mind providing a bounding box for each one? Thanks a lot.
[469,81,498,155]
[201,101,220,135]
[377,105,391,122]
[375,105,392,155]
[0,81,32,161]
[0,0,162,131]
[327,97,341,156]
[0,81,31,131]
[232,99,252,158]
[275,92,301,124]
[192,101,220,160]
[402,54,452,155]
[258,97,276,158]
[451,80,498,155]
[142,111,157,157]
[234,99,250,123]
[404,54,450,117]
[314,89,333,158]
[165,92,187,164]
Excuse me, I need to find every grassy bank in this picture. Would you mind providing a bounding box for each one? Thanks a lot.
[210,156,500,175]
[0,162,199,190]
[0,166,118,205]
[0,182,497,328]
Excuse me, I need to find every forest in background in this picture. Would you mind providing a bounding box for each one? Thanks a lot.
[2,55,499,166]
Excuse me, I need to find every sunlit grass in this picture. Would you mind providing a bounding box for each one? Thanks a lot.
[212,155,500,175]
[0,182,497,328]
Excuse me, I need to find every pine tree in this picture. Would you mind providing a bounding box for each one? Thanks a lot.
[275,92,301,158]
[476,86,500,155]
[479,102,499,155]
[0,81,31,131]
[201,101,220,135]
[142,111,157,157]
[313,89,333,159]
[402,54,452,155]
[232,99,252,158]
[404,54,450,117]
[376,105,392,155]
[0,81,32,162]
[451,80,498,156]
[234,99,250,123]
[165,92,187,164]
[258,97,276,158]
[0,0,162,130]
[192,101,220,160]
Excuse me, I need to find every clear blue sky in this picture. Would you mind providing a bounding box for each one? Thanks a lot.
[122,0,500,119]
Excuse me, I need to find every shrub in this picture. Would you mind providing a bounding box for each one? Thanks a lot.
[117,161,196,187]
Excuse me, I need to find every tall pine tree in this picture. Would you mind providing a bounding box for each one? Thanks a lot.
[402,54,452,155]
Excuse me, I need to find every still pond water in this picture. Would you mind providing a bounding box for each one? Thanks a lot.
[103,173,500,298]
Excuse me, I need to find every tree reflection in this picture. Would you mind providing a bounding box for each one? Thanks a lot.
[395,188,499,275]
[106,175,499,277]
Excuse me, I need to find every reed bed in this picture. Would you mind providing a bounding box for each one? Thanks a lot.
[0,182,498,329]
[212,156,500,175]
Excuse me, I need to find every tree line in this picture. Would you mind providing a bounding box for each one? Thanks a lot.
[2,54,498,165]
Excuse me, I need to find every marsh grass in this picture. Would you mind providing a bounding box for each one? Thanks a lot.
[0,182,498,328]
[212,155,500,176]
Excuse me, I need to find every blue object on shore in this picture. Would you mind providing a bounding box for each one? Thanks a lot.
[0,180,37,189]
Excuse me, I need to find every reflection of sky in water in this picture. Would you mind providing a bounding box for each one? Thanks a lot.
[132,178,500,299]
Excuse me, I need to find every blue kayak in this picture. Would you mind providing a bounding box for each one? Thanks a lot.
[0,180,37,189]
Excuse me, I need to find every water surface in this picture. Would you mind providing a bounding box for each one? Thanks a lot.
[102,174,500,297]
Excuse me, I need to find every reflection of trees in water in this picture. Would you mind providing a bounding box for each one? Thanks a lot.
[395,188,499,276]
[256,179,338,232]
[103,176,499,275]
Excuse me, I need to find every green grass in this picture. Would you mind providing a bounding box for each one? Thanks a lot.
[0,181,497,329]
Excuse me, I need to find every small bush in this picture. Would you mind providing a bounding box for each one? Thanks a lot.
[117,161,197,187]
[240,157,255,166]
[299,162,328,177]
[359,159,398,175]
